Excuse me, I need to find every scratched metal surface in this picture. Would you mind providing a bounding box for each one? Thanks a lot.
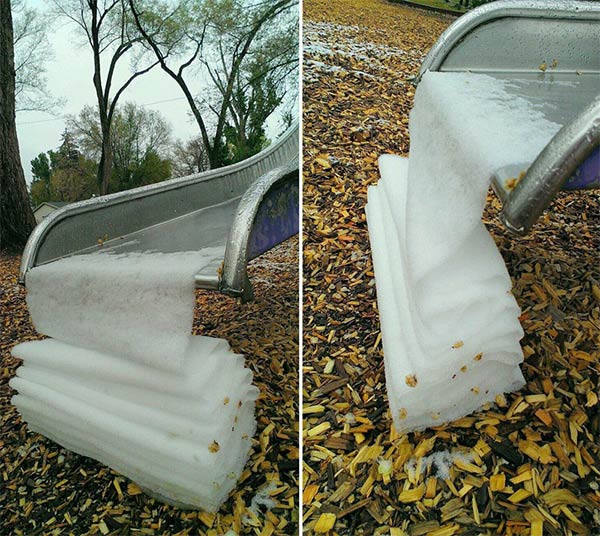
[418,0,600,80]
[415,0,599,234]
[20,124,299,292]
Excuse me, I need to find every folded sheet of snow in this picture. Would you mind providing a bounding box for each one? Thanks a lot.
[13,249,259,510]
[26,249,223,372]
[11,337,258,511]
[366,72,565,432]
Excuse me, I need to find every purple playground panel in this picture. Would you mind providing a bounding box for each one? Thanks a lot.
[247,176,299,261]
[564,147,600,190]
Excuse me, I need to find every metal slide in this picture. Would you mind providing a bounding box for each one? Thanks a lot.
[20,124,299,302]
[416,0,600,235]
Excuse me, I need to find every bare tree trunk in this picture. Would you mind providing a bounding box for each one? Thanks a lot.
[101,140,113,194]
[82,0,158,196]
[0,0,36,250]
[207,138,222,169]
[97,126,113,195]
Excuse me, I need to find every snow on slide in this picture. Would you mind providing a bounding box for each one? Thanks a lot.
[11,251,258,511]
[366,72,564,432]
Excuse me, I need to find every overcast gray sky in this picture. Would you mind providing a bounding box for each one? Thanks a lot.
[16,0,289,184]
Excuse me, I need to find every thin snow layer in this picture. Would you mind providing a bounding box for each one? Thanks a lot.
[11,337,259,511]
[14,250,259,510]
[303,20,423,82]
[304,21,412,65]
[246,480,278,519]
[366,72,566,431]
[26,249,222,372]
[407,450,475,480]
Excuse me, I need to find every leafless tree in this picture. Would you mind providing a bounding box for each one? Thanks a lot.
[51,0,160,194]
[216,2,298,153]
[13,0,62,112]
[170,135,210,177]
[129,0,297,169]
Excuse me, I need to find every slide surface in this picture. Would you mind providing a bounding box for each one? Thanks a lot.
[20,124,300,298]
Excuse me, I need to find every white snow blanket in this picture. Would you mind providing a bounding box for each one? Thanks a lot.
[24,250,224,372]
[11,251,258,511]
[366,72,564,432]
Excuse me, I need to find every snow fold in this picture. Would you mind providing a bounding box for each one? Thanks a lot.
[366,72,563,432]
[11,251,258,511]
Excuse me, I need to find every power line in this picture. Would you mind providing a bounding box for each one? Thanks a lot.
[16,96,189,126]
[17,116,64,126]
[140,96,189,106]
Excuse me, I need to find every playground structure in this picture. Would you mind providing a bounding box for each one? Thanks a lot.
[416,0,600,235]
[11,125,299,510]
[20,123,300,301]
[366,0,599,432]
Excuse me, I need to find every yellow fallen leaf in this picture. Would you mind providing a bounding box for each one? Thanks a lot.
[399,483,425,503]
[508,488,533,504]
[127,482,143,496]
[592,284,600,303]
[313,512,336,533]
[315,156,331,169]
[519,440,556,464]
[530,519,543,536]
[489,473,506,491]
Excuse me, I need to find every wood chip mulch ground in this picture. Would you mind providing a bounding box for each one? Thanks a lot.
[0,236,299,536]
[302,1,600,535]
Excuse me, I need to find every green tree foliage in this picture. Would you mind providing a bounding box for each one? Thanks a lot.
[130,0,298,169]
[30,129,98,206]
[215,4,297,165]
[221,45,296,164]
[203,0,298,164]
[70,102,173,191]
[31,152,52,183]
[30,152,52,206]
[111,149,171,190]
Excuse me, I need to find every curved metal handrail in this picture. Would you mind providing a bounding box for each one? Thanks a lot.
[414,0,600,234]
[19,122,299,284]
[206,163,298,301]
[501,96,600,235]
[416,0,600,83]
